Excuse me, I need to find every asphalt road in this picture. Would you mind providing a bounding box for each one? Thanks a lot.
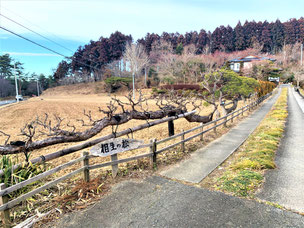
[54,176,304,228]
[0,99,16,107]
[257,85,304,213]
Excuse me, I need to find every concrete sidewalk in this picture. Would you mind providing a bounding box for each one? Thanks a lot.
[54,176,304,228]
[257,86,304,213]
[160,88,281,183]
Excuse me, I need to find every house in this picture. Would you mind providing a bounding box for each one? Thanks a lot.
[229,55,276,73]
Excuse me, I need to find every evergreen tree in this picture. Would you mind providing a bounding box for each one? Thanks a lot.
[175,43,184,55]
[271,19,285,53]
[234,21,246,51]
[0,54,13,79]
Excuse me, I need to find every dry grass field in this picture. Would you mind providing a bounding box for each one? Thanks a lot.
[0,85,247,177]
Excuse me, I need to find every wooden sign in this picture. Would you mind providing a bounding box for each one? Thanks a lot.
[90,138,144,157]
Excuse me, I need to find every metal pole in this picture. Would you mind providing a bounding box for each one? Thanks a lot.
[14,63,19,103]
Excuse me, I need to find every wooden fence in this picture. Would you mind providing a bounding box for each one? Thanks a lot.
[0,92,272,226]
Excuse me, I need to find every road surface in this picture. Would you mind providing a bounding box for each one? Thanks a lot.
[54,176,304,228]
[257,85,304,213]
[0,99,16,107]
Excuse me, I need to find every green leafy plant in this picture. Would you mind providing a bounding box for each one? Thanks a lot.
[0,155,45,197]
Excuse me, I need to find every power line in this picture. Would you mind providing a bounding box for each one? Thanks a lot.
[0,13,75,53]
[0,25,102,72]
[0,11,102,67]
[0,25,66,57]
[1,6,75,52]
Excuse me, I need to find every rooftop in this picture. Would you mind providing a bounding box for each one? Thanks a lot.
[229,55,276,63]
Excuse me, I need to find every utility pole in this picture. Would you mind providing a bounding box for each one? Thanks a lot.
[36,77,40,96]
[301,43,303,66]
[14,63,19,102]
[144,67,147,87]
[132,72,135,99]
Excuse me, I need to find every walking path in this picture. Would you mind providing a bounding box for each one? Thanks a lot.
[54,176,304,228]
[257,86,304,213]
[160,88,281,183]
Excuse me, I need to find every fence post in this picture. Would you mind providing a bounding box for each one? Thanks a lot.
[231,112,234,123]
[200,123,204,141]
[111,154,118,178]
[0,183,11,228]
[168,112,175,136]
[213,119,217,134]
[224,116,227,127]
[82,152,90,182]
[150,139,157,169]
[241,106,244,116]
[181,130,185,153]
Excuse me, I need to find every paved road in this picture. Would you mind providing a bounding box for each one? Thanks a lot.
[257,85,304,213]
[54,176,304,228]
[161,88,281,183]
[0,99,15,107]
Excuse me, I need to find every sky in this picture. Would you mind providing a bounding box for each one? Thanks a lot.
[1,0,304,75]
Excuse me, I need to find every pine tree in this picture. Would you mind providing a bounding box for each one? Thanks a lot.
[234,21,246,51]
[271,19,285,53]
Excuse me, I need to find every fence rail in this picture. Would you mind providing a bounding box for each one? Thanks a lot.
[0,91,273,226]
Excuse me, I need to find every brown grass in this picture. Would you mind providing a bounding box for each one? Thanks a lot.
[0,88,246,174]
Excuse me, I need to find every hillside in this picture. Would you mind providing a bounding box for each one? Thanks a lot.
[42,81,107,96]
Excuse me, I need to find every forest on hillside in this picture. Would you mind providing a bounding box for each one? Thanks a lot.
[52,18,304,86]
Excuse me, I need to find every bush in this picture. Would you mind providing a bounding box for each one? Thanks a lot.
[105,76,132,93]
[257,80,276,97]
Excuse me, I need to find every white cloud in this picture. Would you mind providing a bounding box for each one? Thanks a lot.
[4,52,60,57]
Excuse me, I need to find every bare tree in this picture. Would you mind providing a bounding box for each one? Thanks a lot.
[0,91,217,156]
[150,39,173,65]
[123,43,149,98]
[157,53,185,84]
[291,65,304,88]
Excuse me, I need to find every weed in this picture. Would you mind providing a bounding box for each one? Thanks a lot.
[216,170,263,197]
[0,155,46,197]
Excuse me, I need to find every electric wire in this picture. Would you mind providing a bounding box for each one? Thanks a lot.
[0,11,102,71]
[0,11,100,66]
[0,13,75,53]
[0,25,102,72]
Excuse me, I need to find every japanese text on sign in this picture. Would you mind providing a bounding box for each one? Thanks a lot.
[90,138,143,157]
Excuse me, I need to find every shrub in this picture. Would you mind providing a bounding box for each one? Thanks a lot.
[105,76,132,93]
[257,80,276,97]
